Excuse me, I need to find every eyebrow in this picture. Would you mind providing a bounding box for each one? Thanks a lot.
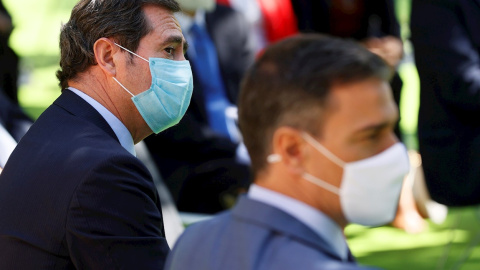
[356,121,393,135]
[161,35,189,53]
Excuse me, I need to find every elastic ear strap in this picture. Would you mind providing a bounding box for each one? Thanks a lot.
[113,77,135,97]
[114,42,150,63]
[303,173,340,195]
[302,132,345,168]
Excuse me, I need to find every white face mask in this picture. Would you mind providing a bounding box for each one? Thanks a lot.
[299,133,410,226]
[176,0,215,12]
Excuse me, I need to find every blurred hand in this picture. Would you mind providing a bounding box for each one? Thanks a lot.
[362,36,404,69]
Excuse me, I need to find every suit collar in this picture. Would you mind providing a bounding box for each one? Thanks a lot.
[53,90,118,142]
[232,195,355,262]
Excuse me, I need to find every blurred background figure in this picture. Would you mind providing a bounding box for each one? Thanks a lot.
[217,0,298,54]
[0,0,19,104]
[410,0,480,207]
[0,90,32,172]
[144,0,256,214]
[291,0,404,141]
[0,0,25,174]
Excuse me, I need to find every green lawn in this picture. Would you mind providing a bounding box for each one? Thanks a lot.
[5,0,479,269]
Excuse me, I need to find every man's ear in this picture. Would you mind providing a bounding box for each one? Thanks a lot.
[271,127,307,176]
[93,38,119,77]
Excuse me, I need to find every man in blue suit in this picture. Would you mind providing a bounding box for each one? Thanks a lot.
[165,34,411,269]
[0,0,192,268]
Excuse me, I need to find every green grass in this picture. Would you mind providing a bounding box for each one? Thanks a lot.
[5,0,479,269]
[347,206,480,270]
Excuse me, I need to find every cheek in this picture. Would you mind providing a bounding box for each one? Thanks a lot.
[306,150,344,188]
[132,65,153,91]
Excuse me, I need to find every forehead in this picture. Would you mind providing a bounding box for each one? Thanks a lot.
[141,5,183,42]
[323,78,398,136]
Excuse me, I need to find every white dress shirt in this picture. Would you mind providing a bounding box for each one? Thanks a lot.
[68,87,136,156]
[248,184,348,261]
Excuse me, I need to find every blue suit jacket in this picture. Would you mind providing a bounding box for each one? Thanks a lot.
[165,196,380,270]
[411,0,480,206]
[0,90,170,269]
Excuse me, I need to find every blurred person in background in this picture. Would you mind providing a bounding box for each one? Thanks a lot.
[165,34,409,270]
[0,0,19,104]
[291,0,403,140]
[145,0,256,214]
[410,0,480,207]
[217,0,299,54]
[0,0,191,268]
[0,90,32,172]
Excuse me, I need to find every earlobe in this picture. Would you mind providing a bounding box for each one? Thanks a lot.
[93,38,117,77]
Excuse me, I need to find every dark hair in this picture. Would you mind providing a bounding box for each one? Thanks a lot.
[56,0,180,89]
[238,33,391,175]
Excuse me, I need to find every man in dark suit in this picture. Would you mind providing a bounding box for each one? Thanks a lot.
[144,0,256,214]
[410,0,480,206]
[0,0,191,268]
[165,34,410,269]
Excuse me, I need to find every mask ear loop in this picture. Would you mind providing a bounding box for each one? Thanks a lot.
[302,132,345,168]
[112,43,150,98]
[114,42,150,63]
[113,77,135,97]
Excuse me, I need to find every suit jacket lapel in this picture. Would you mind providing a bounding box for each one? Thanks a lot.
[53,90,119,143]
[232,196,348,261]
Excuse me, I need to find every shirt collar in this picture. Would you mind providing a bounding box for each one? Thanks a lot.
[68,87,136,157]
[248,184,348,261]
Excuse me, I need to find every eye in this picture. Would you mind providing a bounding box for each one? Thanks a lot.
[165,47,174,55]
[362,131,381,142]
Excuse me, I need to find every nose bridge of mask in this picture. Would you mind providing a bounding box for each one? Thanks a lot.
[301,132,346,168]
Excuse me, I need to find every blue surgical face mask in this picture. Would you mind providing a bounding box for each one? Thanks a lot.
[113,43,193,134]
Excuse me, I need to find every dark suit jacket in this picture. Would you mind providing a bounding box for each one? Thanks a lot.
[0,90,170,269]
[165,196,380,270]
[411,0,480,206]
[144,4,255,213]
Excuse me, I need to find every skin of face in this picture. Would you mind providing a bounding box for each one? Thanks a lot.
[113,4,188,143]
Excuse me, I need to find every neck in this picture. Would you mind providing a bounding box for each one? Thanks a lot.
[255,170,348,229]
[67,72,138,141]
